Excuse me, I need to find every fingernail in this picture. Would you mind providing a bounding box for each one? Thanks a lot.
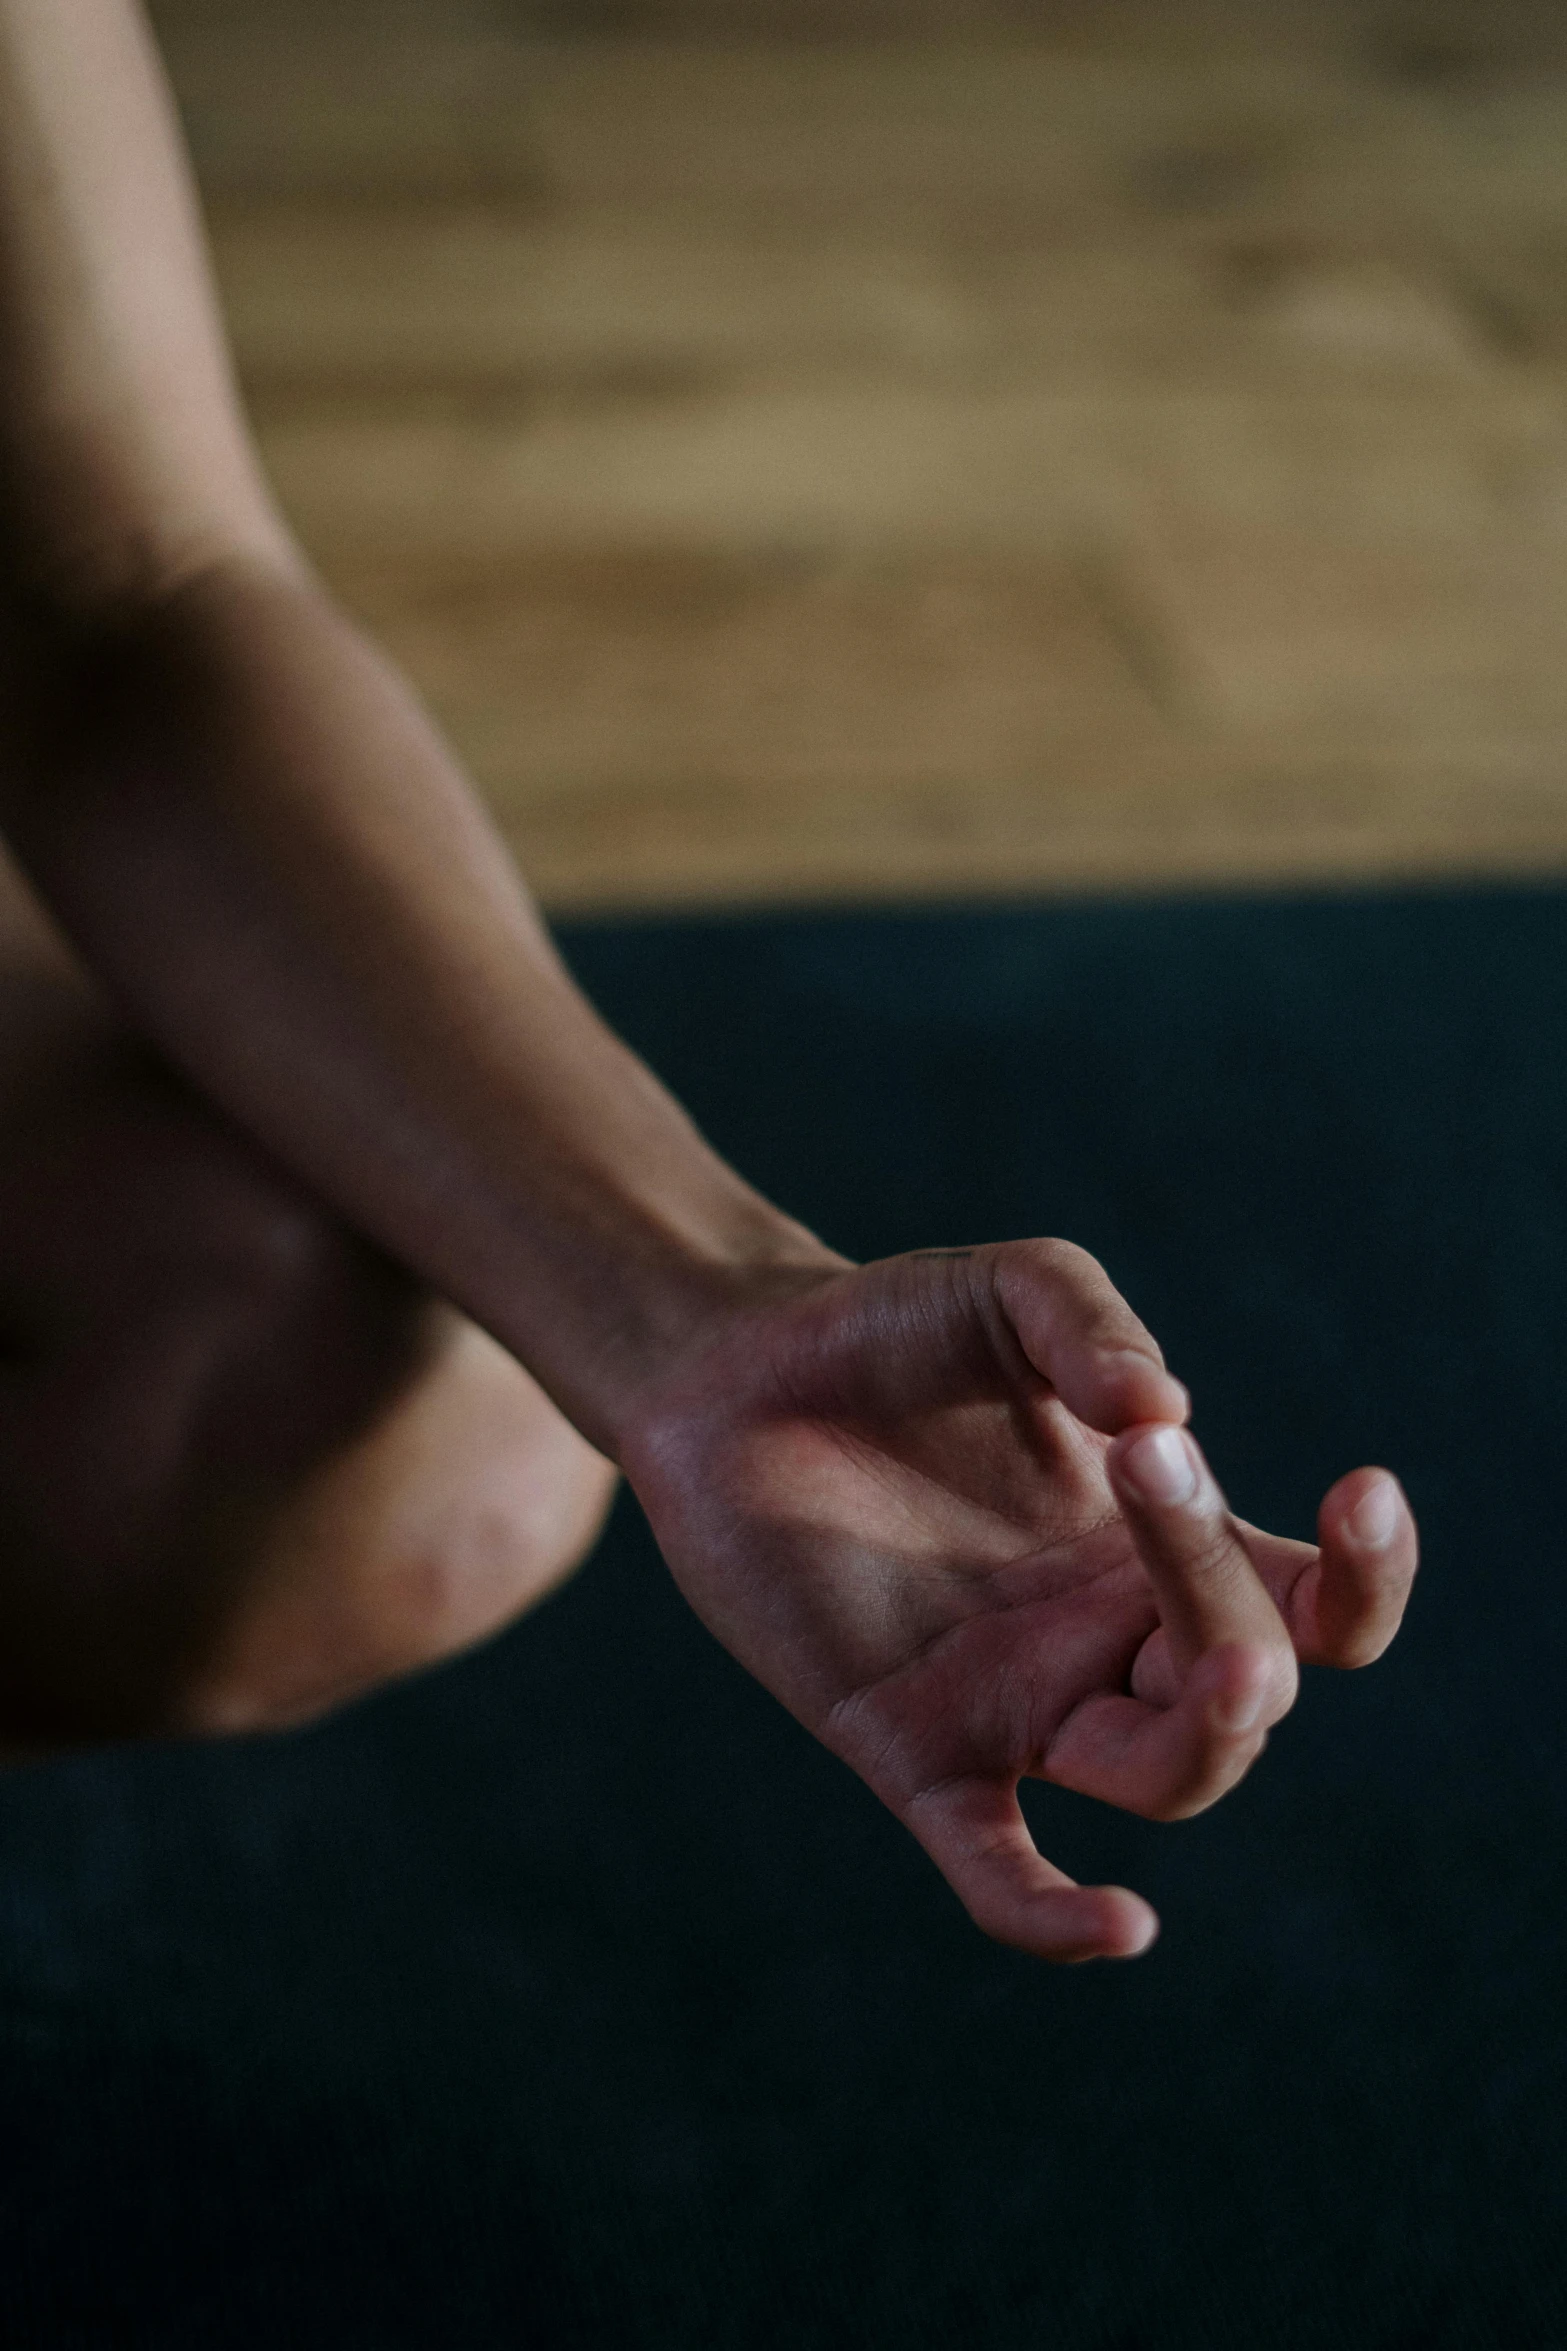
[1346,1476,1400,1552]
[1122,1424,1198,1506]
[1106,1895,1160,1959]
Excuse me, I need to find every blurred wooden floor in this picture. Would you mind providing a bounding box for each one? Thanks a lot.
[152,0,1567,910]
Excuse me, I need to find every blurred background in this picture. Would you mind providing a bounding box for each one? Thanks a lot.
[148,0,1567,913]
[12,18,1567,2344]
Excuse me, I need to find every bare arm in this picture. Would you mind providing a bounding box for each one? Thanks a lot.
[0,0,286,608]
[0,0,1416,1960]
[0,0,831,1453]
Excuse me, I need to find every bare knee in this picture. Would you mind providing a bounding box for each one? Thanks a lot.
[183,1317,620,1737]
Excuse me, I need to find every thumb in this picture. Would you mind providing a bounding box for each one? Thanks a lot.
[903,1774,1159,1962]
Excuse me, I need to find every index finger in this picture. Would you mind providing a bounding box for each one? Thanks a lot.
[1106,1422,1299,1715]
[990,1239,1191,1433]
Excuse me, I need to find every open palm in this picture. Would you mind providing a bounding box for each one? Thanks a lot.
[626,1240,1417,1962]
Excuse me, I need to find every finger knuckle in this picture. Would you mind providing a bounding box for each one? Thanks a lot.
[1332,1622,1398,1669]
[1008,1239,1156,1354]
[1146,1731,1266,1822]
[1164,1520,1246,1587]
[966,1891,1022,1947]
[1019,1236,1105,1291]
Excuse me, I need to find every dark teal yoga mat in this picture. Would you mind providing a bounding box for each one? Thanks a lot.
[4,887,1565,2348]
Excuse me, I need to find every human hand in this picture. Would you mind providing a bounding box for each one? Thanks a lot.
[623,1241,1417,1962]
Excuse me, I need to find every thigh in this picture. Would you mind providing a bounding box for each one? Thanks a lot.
[0,842,432,1732]
[0,845,614,1744]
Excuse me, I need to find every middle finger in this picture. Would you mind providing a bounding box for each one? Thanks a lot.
[1106,1423,1298,1712]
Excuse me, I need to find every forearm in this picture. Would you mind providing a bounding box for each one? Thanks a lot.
[0,0,837,1450]
[0,560,838,1453]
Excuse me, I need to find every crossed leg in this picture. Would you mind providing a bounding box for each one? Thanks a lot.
[0,844,616,1748]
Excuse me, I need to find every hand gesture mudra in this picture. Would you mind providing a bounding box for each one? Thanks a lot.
[626,1240,1417,1962]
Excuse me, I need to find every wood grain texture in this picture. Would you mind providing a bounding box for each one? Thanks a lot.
[149,0,1567,908]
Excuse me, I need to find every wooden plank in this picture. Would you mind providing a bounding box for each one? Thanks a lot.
[143,5,1567,909]
[257,378,1553,561]
[215,208,1492,398]
[334,546,1167,794]
[160,10,1412,228]
[484,743,1567,914]
[1124,525,1567,735]
[254,385,1115,559]
[320,538,1567,914]
[1097,391,1567,732]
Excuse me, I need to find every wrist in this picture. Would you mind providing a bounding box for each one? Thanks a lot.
[484,1132,848,1463]
[576,1203,849,1463]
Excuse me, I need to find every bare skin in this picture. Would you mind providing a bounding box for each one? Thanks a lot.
[0,845,616,1744]
[627,1244,1411,1957]
[0,0,1418,1958]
